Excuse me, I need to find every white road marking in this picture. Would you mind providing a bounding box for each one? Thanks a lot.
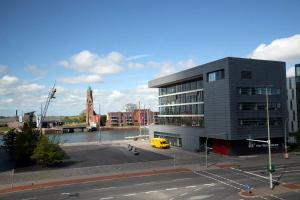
[180,192,188,196]
[165,188,177,191]
[204,183,216,187]
[61,193,71,195]
[145,190,158,194]
[124,193,136,197]
[193,188,202,191]
[185,185,197,188]
[136,181,156,186]
[173,177,192,182]
[93,186,116,191]
[22,198,37,200]
[100,197,114,200]
[231,168,269,180]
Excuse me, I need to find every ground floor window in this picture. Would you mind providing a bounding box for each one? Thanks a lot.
[154,132,182,147]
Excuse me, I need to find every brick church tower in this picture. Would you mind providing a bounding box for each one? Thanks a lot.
[86,86,99,128]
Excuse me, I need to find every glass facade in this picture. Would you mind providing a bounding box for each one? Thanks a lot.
[158,78,204,127]
[159,104,204,115]
[159,116,204,127]
[239,118,282,127]
[159,91,203,105]
[207,69,224,82]
[238,102,281,111]
[237,87,280,95]
[159,79,202,96]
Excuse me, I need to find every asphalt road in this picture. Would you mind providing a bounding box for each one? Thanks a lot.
[1,163,299,200]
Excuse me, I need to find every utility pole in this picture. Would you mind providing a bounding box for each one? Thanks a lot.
[266,87,273,189]
[98,104,101,144]
[284,119,288,159]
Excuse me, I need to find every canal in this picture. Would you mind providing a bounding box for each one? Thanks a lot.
[0,128,149,145]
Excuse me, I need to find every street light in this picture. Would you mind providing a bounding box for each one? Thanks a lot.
[284,119,289,159]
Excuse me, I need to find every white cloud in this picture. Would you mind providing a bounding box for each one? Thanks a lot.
[25,65,48,77]
[149,59,196,78]
[58,75,102,84]
[59,50,123,76]
[128,62,144,69]
[286,67,295,77]
[126,54,149,61]
[17,83,45,93]
[0,64,7,74]
[0,75,19,85]
[249,34,300,61]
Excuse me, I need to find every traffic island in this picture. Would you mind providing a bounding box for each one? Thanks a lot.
[239,190,258,198]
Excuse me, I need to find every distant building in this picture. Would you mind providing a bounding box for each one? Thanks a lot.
[106,109,158,127]
[86,86,99,128]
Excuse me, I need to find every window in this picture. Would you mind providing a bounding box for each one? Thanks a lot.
[241,71,252,79]
[296,66,300,77]
[207,69,224,82]
[237,87,280,95]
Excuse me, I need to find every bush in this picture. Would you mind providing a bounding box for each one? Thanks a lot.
[31,136,64,166]
[2,129,17,157]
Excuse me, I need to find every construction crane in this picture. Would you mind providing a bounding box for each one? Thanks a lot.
[39,82,57,132]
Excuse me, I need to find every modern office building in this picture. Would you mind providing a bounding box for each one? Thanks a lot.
[148,57,287,155]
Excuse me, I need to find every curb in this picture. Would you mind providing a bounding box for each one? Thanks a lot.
[0,168,191,195]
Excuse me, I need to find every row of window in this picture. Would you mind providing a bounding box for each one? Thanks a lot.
[237,87,280,95]
[159,104,204,115]
[159,79,202,96]
[239,118,282,127]
[159,116,204,127]
[238,102,281,111]
[207,69,224,82]
[159,91,204,105]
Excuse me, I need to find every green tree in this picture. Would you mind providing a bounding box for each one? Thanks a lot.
[2,128,17,157]
[100,115,107,126]
[14,123,40,165]
[79,111,86,123]
[31,136,64,167]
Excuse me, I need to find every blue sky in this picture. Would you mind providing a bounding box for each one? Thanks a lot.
[0,0,300,116]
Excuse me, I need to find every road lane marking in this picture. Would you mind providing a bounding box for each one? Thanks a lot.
[93,186,116,191]
[165,188,177,191]
[145,190,158,194]
[193,188,202,191]
[136,181,156,186]
[180,192,188,196]
[22,198,37,200]
[61,193,71,195]
[185,185,197,188]
[204,183,216,187]
[100,197,114,200]
[173,177,192,182]
[124,193,136,196]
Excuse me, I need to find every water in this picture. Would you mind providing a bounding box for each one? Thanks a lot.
[0,129,149,144]
[47,129,149,143]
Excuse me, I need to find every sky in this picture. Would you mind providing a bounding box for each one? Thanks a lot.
[0,0,300,116]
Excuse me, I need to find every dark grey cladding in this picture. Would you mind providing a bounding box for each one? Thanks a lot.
[148,57,287,153]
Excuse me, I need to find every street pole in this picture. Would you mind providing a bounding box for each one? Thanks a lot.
[11,168,14,189]
[173,147,176,168]
[284,119,288,159]
[266,87,273,189]
[98,104,101,144]
[206,137,208,168]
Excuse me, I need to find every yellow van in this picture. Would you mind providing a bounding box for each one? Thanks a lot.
[150,138,170,149]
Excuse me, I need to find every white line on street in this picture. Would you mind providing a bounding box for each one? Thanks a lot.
[136,181,156,186]
[165,188,177,191]
[173,177,192,182]
[180,192,188,196]
[145,190,158,194]
[193,188,202,191]
[100,197,114,200]
[61,193,71,195]
[185,185,197,188]
[231,168,269,180]
[93,186,116,191]
[124,193,136,197]
[204,183,216,187]
[22,198,37,200]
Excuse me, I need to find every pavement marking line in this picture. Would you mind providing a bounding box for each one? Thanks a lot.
[193,188,202,191]
[180,192,188,196]
[145,190,158,194]
[173,177,192,182]
[193,171,241,190]
[100,197,114,200]
[136,181,156,186]
[201,171,245,188]
[204,183,216,187]
[123,193,136,196]
[165,188,177,191]
[185,185,197,188]
[231,168,269,180]
[22,198,37,200]
[61,192,71,195]
[93,186,116,191]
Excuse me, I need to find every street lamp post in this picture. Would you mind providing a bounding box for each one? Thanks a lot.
[284,119,288,159]
[265,87,273,189]
[98,104,101,144]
